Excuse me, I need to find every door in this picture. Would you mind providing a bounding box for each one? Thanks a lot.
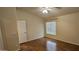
[17,20,27,43]
[0,27,4,50]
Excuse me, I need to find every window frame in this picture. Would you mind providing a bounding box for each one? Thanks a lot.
[46,21,56,35]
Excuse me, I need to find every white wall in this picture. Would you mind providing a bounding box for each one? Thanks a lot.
[16,9,44,41]
[57,12,79,45]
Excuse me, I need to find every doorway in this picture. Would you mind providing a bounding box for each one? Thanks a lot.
[17,20,27,43]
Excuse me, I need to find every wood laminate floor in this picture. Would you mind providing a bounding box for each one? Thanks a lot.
[20,37,79,51]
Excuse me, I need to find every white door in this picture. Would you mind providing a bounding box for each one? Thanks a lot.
[17,20,27,43]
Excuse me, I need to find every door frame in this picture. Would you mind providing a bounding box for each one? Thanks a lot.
[0,26,4,50]
[17,20,29,43]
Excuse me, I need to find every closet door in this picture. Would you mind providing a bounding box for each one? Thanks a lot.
[17,20,27,43]
[2,20,19,51]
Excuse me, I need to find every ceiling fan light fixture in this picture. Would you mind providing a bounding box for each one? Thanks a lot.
[42,10,48,14]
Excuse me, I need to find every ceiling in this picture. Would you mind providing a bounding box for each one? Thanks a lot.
[17,7,79,19]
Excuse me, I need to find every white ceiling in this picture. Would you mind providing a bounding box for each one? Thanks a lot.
[17,7,79,19]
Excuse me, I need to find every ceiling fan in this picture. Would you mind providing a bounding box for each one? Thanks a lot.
[41,7,62,14]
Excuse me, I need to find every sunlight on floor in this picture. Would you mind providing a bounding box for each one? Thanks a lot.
[47,41,56,51]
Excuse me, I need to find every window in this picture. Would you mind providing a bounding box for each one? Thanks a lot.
[46,21,56,35]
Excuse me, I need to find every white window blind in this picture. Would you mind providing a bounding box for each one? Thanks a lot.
[46,21,56,35]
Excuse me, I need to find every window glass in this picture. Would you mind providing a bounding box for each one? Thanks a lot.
[46,22,56,35]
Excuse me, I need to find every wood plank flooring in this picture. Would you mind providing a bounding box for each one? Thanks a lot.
[20,37,79,51]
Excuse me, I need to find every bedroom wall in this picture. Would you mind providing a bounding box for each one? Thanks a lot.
[16,9,44,41]
[46,12,79,45]
[56,12,79,45]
